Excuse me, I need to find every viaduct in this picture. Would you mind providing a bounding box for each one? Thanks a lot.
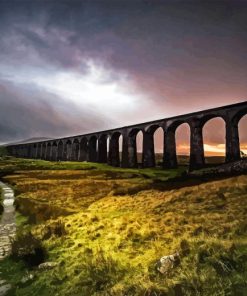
[6,101,247,170]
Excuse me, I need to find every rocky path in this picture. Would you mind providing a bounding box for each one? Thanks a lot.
[0,181,16,296]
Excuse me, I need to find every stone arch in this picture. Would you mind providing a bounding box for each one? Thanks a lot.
[108,132,123,167]
[51,141,58,161]
[145,124,165,167]
[88,135,98,162]
[202,116,226,163]
[200,114,226,127]
[231,107,247,126]
[128,128,144,168]
[163,120,189,168]
[57,140,63,161]
[225,108,247,161]
[71,138,80,161]
[79,138,88,161]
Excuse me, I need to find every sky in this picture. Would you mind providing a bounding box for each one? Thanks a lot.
[0,0,246,154]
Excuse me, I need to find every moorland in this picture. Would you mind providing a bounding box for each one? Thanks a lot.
[0,156,246,296]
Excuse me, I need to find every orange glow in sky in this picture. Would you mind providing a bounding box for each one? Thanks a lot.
[177,144,247,156]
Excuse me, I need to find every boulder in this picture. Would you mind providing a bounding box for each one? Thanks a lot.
[156,252,180,274]
[38,261,58,270]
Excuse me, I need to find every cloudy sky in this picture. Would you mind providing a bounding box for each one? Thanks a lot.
[0,0,246,154]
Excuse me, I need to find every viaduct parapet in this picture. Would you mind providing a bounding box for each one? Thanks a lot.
[6,101,247,170]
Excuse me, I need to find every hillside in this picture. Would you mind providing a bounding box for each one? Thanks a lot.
[0,157,246,296]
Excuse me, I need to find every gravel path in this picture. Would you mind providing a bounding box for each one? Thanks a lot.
[0,181,16,296]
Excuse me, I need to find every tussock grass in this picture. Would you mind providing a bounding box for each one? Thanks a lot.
[0,158,246,295]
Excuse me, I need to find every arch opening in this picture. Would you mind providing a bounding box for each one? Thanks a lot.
[153,127,164,167]
[202,117,226,164]
[128,128,143,168]
[136,131,143,167]
[175,123,190,166]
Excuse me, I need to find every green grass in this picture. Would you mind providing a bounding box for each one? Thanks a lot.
[0,157,246,295]
[0,146,8,157]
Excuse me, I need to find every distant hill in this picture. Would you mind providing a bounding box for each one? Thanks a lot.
[5,137,53,145]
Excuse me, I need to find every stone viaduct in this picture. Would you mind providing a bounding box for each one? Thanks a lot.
[6,101,247,170]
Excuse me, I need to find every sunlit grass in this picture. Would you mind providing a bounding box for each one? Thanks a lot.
[0,157,246,295]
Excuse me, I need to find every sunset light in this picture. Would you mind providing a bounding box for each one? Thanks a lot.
[1,1,247,295]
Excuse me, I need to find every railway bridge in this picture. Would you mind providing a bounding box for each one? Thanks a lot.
[7,101,247,170]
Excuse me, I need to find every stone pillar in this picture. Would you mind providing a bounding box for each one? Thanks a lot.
[66,142,72,161]
[189,120,205,170]
[98,136,108,163]
[36,144,41,159]
[22,146,26,158]
[108,137,120,166]
[62,143,68,160]
[17,146,21,157]
[128,135,138,168]
[23,145,28,158]
[51,145,57,161]
[23,146,26,158]
[43,144,48,159]
[32,145,37,158]
[34,145,38,158]
[225,118,240,162]
[121,132,129,167]
[14,147,17,157]
[71,141,80,161]
[56,142,63,161]
[79,139,88,161]
[46,144,51,160]
[163,128,177,168]
[14,147,18,157]
[88,138,97,162]
[143,132,155,167]
[24,145,28,158]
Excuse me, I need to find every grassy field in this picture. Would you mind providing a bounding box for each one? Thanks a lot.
[0,157,246,296]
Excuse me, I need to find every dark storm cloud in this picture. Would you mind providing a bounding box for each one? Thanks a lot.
[0,79,111,144]
[0,0,246,145]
